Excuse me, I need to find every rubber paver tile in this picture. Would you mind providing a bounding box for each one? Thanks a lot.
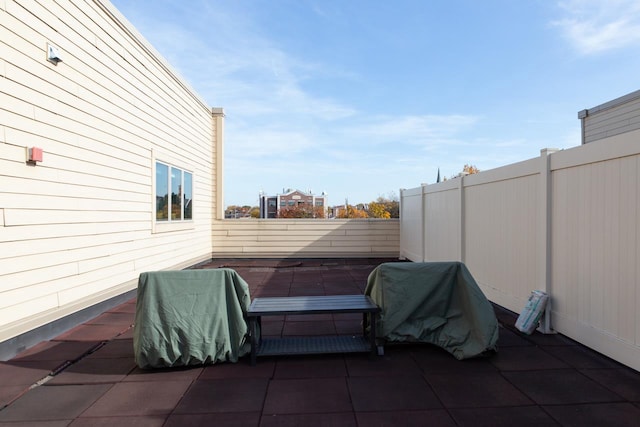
[0,361,53,386]
[543,402,640,427]
[523,332,578,347]
[410,345,498,374]
[0,384,111,422]
[53,324,129,342]
[273,355,347,378]
[503,369,621,405]
[425,371,533,408]
[86,339,134,359]
[0,421,71,427]
[489,346,569,371]
[12,341,100,365]
[47,357,136,385]
[85,312,135,326]
[1,385,28,407]
[542,345,620,369]
[282,320,335,336]
[345,351,422,377]
[81,380,192,417]
[164,413,260,427]
[285,314,333,322]
[356,409,456,427]
[334,320,362,335]
[261,412,356,427]
[579,368,640,401]
[287,288,325,297]
[105,302,137,314]
[69,415,166,426]
[173,378,268,414]
[348,376,441,412]
[263,378,352,414]
[496,327,535,347]
[123,366,202,382]
[449,406,558,427]
[114,328,134,340]
[261,320,284,336]
[199,359,275,380]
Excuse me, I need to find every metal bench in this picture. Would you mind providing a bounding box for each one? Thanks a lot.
[247,295,380,365]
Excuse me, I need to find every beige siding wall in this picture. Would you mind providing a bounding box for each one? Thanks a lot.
[0,0,215,343]
[212,219,400,258]
[400,131,640,371]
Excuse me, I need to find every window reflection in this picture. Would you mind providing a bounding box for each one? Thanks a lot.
[156,163,168,221]
[171,167,181,220]
[156,161,192,223]
[184,172,193,219]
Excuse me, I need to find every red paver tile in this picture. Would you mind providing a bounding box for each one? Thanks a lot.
[345,351,422,377]
[86,339,134,359]
[503,369,621,405]
[356,409,456,427]
[282,320,336,336]
[410,345,498,374]
[273,355,347,378]
[542,345,620,369]
[0,421,71,427]
[0,385,28,407]
[263,378,352,414]
[81,380,192,417]
[0,384,111,422]
[495,327,534,347]
[348,376,441,412]
[425,371,533,408]
[199,360,275,380]
[285,314,333,322]
[449,406,557,426]
[172,378,268,414]
[579,368,640,401]
[123,366,203,382]
[489,345,569,371]
[261,320,284,337]
[164,412,260,427]
[12,341,100,365]
[69,415,166,426]
[261,412,357,427]
[543,402,640,427]
[47,357,136,385]
[85,312,135,326]
[0,361,53,386]
[54,324,130,342]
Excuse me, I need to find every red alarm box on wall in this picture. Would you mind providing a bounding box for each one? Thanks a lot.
[28,147,43,163]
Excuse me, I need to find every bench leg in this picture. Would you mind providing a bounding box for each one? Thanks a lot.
[249,317,257,366]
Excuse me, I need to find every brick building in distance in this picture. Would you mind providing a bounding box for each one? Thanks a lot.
[259,189,328,218]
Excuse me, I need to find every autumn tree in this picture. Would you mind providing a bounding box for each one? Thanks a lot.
[336,205,369,218]
[366,194,399,218]
[462,164,480,174]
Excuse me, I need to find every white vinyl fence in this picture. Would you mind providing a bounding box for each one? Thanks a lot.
[400,131,640,371]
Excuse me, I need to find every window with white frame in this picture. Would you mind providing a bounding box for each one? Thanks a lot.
[156,161,193,221]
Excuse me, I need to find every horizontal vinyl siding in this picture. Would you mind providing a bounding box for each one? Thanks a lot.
[584,96,640,144]
[0,0,215,342]
[212,219,400,258]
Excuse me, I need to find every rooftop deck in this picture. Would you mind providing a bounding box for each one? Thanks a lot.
[1,259,639,426]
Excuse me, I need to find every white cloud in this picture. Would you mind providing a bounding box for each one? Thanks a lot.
[553,0,640,54]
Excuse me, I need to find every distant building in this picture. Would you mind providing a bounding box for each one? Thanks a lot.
[578,89,640,144]
[259,189,328,218]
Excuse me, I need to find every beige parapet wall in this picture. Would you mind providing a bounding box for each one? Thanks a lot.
[0,0,217,345]
[400,130,640,371]
[212,219,400,258]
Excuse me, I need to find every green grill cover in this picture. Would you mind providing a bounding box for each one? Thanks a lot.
[365,262,498,359]
[133,269,251,368]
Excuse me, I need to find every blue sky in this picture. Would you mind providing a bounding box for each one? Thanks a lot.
[110,0,640,207]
